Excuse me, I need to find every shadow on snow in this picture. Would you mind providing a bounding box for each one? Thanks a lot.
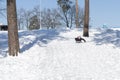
[0,28,80,57]
[0,31,8,57]
[19,29,69,53]
[0,29,69,57]
[93,28,120,47]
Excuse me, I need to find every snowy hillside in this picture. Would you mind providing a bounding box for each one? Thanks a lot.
[0,28,120,80]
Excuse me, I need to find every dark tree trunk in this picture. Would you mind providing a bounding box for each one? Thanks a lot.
[7,0,20,56]
[64,12,69,28]
[83,0,89,37]
[76,0,79,28]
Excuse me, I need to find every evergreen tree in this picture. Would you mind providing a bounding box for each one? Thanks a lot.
[29,15,40,30]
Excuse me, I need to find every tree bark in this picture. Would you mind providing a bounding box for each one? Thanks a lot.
[7,0,20,56]
[76,0,79,28]
[83,0,89,37]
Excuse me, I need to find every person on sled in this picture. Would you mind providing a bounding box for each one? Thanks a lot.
[75,36,86,43]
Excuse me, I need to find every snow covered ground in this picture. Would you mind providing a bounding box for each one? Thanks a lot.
[0,28,120,80]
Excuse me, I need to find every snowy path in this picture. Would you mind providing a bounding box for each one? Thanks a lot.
[39,36,120,80]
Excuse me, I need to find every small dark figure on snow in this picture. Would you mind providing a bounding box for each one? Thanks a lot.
[75,36,86,43]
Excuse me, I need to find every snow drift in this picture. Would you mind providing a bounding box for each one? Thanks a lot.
[0,28,120,80]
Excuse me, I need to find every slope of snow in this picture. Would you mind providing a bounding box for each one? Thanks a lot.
[0,28,120,80]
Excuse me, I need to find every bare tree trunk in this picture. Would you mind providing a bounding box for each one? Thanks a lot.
[63,12,69,28]
[83,0,89,37]
[7,0,20,56]
[76,0,79,28]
